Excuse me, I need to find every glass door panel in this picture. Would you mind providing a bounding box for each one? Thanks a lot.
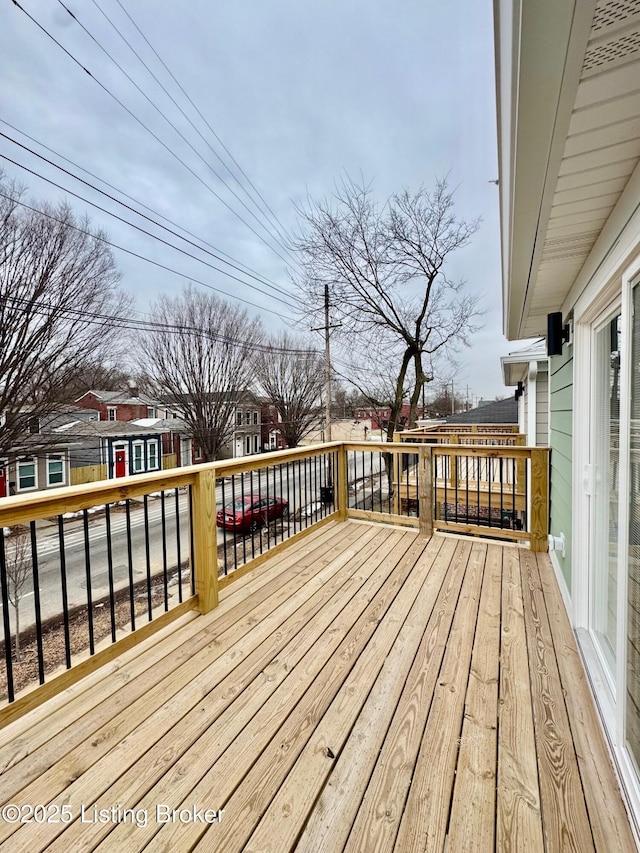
[627,284,640,767]
[592,314,621,679]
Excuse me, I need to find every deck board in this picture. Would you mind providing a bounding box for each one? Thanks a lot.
[0,521,634,852]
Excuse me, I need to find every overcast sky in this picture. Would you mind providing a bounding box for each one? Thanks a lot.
[0,0,521,401]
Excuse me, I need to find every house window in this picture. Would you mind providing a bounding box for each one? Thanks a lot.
[245,411,251,425]
[147,441,158,470]
[28,417,40,434]
[132,442,144,473]
[246,435,251,454]
[46,454,65,486]
[237,411,243,426]
[253,411,259,425]
[253,435,259,453]
[147,407,155,418]
[107,407,117,421]
[17,457,37,491]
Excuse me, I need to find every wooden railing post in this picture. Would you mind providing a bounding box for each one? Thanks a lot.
[191,466,219,613]
[515,433,526,490]
[418,445,433,537]
[448,435,459,489]
[337,443,349,521]
[530,448,549,552]
[392,450,401,516]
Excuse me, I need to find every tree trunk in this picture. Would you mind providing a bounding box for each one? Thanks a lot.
[408,352,425,428]
[386,347,413,443]
[14,604,20,663]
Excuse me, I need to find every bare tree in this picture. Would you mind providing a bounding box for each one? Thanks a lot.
[139,286,263,461]
[255,332,324,447]
[292,177,482,440]
[3,530,30,662]
[0,175,131,456]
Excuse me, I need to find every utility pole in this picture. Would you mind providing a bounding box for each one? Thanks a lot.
[311,283,335,444]
[324,283,332,442]
[451,380,455,415]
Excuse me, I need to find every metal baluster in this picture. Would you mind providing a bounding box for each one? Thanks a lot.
[161,491,168,611]
[81,511,95,657]
[175,488,183,603]
[125,500,136,631]
[265,463,271,548]
[292,460,297,534]
[512,457,516,532]
[240,472,247,566]
[105,505,117,642]
[143,496,152,621]
[454,451,458,522]
[189,486,195,594]
[231,474,238,570]
[221,479,228,576]
[280,462,286,537]
[57,516,72,667]
[465,456,470,528]
[0,530,15,702]
[257,467,263,553]
[444,455,448,523]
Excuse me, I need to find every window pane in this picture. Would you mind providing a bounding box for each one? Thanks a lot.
[19,462,35,489]
[48,459,64,484]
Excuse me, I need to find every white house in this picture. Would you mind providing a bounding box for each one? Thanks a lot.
[501,339,550,446]
[495,0,640,829]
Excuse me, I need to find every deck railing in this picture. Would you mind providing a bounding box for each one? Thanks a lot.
[0,440,548,711]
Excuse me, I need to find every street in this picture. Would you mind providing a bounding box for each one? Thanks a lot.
[2,457,346,632]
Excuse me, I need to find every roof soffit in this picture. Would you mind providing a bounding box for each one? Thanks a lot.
[507,0,597,340]
[504,0,640,338]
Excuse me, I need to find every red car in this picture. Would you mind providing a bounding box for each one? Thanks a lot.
[216,494,289,533]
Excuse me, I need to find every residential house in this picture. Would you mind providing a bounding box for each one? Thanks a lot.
[0,408,101,497]
[495,0,640,825]
[54,420,164,480]
[260,402,286,451]
[501,340,550,446]
[75,389,176,423]
[0,439,71,498]
[444,397,518,427]
[354,403,424,431]
[132,417,193,468]
[230,392,262,458]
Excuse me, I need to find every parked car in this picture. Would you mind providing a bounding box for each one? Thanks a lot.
[216,494,288,533]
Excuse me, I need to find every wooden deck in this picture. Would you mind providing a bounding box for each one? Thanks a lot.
[0,520,634,851]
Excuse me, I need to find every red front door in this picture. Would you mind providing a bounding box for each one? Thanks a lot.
[114,449,126,478]
[0,465,6,498]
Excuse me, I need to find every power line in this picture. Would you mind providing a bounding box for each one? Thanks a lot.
[0,186,287,319]
[0,130,299,304]
[9,0,293,267]
[110,0,294,251]
[1,291,322,356]
[0,153,300,315]
[55,0,295,262]
[0,118,288,295]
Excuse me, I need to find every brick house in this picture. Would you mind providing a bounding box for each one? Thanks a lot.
[354,404,424,431]
[260,402,286,451]
[75,390,176,423]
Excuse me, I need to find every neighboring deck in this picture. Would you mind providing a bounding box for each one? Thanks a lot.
[0,521,634,852]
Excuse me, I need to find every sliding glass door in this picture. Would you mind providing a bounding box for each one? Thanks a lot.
[591,313,621,682]
[626,282,640,769]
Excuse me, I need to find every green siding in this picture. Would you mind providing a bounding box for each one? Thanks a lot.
[549,349,573,589]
